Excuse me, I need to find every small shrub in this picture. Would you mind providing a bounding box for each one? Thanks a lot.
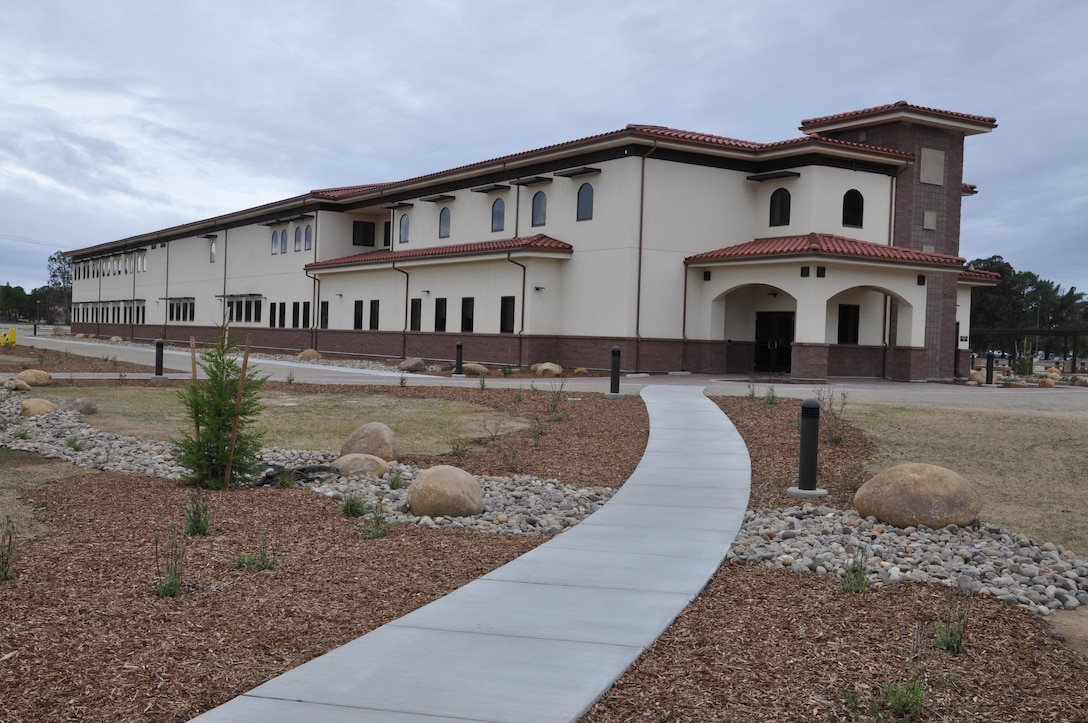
[154,527,186,597]
[528,417,546,447]
[12,427,28,440]
[399,373,408,387]
[448,437,470,459]
[274,470,298,489]
[482,419,505,441]
[551,409,568,423]
[814,385,849,444]
[341,495,368,518]
[184,490,212,536]
[764,385,778,406]
[745,375,757,399]
[233,534,277,571]
[388,474,403,491]
[883,677,925,721]
[512,388,524,403]
[840,548,869,594]
[934,604,968,655]
[361,502,389,539]
[0,516,17,581]
[64,435,85,451]
[500,449,518,472]
[478,375,487,389]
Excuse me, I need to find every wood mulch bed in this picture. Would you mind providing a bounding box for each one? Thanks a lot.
[2,350,1087,721]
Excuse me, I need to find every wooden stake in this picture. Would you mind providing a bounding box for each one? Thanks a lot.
[189,337,200,444]
[223,333,252,490]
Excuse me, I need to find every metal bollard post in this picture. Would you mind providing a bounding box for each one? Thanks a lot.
[985,351,994,385]
[155,339,165,377]
[609,346,621,395]
[454,341,463,375]
[788,398,827,498]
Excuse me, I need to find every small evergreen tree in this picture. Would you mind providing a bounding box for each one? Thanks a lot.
[174,327,267,489]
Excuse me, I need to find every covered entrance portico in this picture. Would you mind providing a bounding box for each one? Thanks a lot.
[685,234,968,382]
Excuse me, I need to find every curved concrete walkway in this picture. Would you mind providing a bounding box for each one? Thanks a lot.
[191,385,750,722]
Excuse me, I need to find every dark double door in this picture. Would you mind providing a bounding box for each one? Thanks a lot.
[754,311,794,374]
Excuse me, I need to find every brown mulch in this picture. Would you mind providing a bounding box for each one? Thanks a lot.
[2,351,1087,721]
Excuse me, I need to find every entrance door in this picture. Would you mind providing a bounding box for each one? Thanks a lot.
[754,311,794,373]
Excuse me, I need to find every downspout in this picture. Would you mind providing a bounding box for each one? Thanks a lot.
[635,141,658,372]
[393,262,409,359]
[680,261,689,371]
[221,230,228,325]
[130,249,137,340]
[305,268,320,351]
[884,166,900,378]
[507,253,527,367]
[162,240,169,340]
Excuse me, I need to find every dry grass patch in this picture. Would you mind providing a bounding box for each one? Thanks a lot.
[848,403,1088,554]
[0,448,87,538]
[29,388,529,455]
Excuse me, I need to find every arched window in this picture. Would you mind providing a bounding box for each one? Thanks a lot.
[294,227,302,251]
[576,183,594,221]
[304,225,313,250]
[531,191,547,227]
[399,214,410,243]
[491,198,505,232]
[842,189,864,228]
[769,188,791,227]
[280,229,288,254]
[271,231,278,255]
[209,241,216,263]
[438,207,451,238]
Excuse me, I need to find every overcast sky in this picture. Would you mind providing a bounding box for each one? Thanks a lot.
[1,1,1085,297]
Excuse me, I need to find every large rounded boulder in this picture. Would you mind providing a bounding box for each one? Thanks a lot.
[408,465,483,518]
[333,453,390,478]
[21,398,58,417]
[16,369,52,387]
[340,422,399,461]
[298,348,323,361]
[854,463,982,529]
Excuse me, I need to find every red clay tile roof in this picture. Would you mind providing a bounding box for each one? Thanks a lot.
[686,233,965,267]
[800,100,997,131]
[311,183,393,199]
[624,124,913,158]
[960,267,1002,282]
[306,234,572,270]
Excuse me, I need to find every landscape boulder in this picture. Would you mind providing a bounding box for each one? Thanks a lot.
[340,421,399,460]
[534,362,563,378]
[15,369,51,386]
[461,362,488,377]
[407,465,483,518]
[399,357,426,372]
[968,369,985,384]
[333,453,390,478]
[298,348,323,361]
[109,336,123,343]
[21,398,58,417]
[1039,377,1055,388]
[44,396,98,414]
[854,462,982,529]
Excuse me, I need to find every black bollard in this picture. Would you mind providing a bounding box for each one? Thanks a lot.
[985,351,994,385]
[454,341,463,375]
[155,339,165,377]
[610,346,621,395]
[797,398,821,491]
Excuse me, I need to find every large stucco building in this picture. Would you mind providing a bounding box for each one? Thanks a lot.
[68,101,999,381]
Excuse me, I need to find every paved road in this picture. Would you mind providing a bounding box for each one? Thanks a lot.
[14,329,1088,417]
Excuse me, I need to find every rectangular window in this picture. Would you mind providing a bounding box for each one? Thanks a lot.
[269,302,277,328]
[383,221,391,247]
[319,301,329,329]
[368,300,379,331]
[353,220,376,247]
[461,297,474,333]
[500,296,515,334]
[253,301,262,323]
[410,298,422,331]
[278,302,286,328]
[435,298,447,332]
[244,300,253,323]
[837,304,860,345]
[353,300,364,330]
[292,301,300,329]
[302,301,311,328]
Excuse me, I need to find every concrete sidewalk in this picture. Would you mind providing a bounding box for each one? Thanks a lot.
[190,385,751,722]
